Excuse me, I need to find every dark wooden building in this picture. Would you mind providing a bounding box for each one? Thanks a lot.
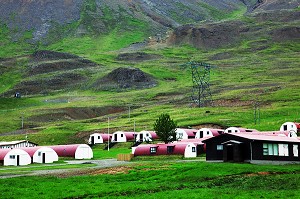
[203,133,300,163]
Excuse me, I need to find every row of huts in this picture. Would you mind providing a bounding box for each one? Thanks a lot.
[89,122,299,145]
[0,141,93,166]
[89,122,300,163]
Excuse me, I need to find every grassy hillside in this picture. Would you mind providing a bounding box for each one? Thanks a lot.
[0,6,299,145]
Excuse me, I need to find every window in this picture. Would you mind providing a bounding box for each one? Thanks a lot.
[263,143,279,156]
[228,130,232,133]
[206,131,209,135]
[283,125,287,131]
[121,134,124,137]
[167,146,174,154]
[146,133,149,137]
[150,147,157,154]
[278,144,289,156]
[217,145,223,150]
[293,145,298,157]
[98,136,100,139]
[38,152,41,156]
[178,133,183,139]
[192,147,196,152]
[9,155,15,159]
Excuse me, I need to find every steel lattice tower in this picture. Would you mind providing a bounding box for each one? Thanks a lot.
[185,62,214,107]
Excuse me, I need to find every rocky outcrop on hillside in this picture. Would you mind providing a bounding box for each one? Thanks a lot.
[167,9,300,49]
[92,67,157,91]
[0,0,83,41]
[251,0,300,12]
[0,0,259,42]
[3,50,100,96]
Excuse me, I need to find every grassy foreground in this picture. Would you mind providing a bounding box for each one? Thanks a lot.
[0,161,299,199]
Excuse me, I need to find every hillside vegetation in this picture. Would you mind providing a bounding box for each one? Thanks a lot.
[0,0,299,145]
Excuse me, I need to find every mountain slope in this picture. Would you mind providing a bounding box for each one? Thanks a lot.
[0,0,255,43]
[0,0,299,145]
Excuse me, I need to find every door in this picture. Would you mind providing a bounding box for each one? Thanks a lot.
[91,136,95,145]
[140,134,143,142]
[42,153,46,163]
[16,155,20,166]
[224,145,234,162]
[114,134,118,142]
[200,131,203,138]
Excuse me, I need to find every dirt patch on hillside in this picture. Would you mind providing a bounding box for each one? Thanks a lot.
[116,52,162,62]
[28,106,126,123]
[28,59,98,76]
[214,98,253,107]
[167,21,249,49]
[252,10,300,23]
[271,26,300,42]
[93,67,157,91]
[209,52,232,60]
[31,50,79,61]
[191,123,225,129]
[252,0,300,12]
[8,72,86,95]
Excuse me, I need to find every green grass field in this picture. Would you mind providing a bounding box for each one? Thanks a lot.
[0,160,299,198]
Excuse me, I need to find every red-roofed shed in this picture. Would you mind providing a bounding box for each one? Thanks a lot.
[176,128,197,140]
[0,148,31,166]
[195,128,224,138]
[89,133,111,145]
[111,131,135,143]
[49,144,93,159]
[21,147,58,163]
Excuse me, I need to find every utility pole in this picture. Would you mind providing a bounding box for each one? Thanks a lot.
[107,117,110,151]
[133,119,136,144]
[254,101,260,125]
[21,113,24,129]
[128,105,131,121]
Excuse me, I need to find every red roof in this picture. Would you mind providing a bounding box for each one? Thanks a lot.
[203,132,300,143]
[134,142,196,156]
[99,134,112,142]
[179,139,205,144]
[0,149,12,159]
[295,123,300,129]
[209,129,224,136]
[176,128,197,137]
[0,148,30,160]
[49,144,82,157]
[234,133,300,142]
[19,147,42,157]
[122,132,135,140]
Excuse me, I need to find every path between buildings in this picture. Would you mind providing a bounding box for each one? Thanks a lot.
[0,158,205,179]
[0,159,134,179]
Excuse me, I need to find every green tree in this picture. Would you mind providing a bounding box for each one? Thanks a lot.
[154,113,177,144]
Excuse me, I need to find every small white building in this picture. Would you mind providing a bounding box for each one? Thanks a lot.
[224,127,258,134]
[280,122,300,135]
[21,147,59,164]
[88,133,111,145]
[175,128,197,140]
[182,143,198,158]
[111,131,135,143]
[195,128,224,139]
[0,148,31,166]
[135,131,158,142]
